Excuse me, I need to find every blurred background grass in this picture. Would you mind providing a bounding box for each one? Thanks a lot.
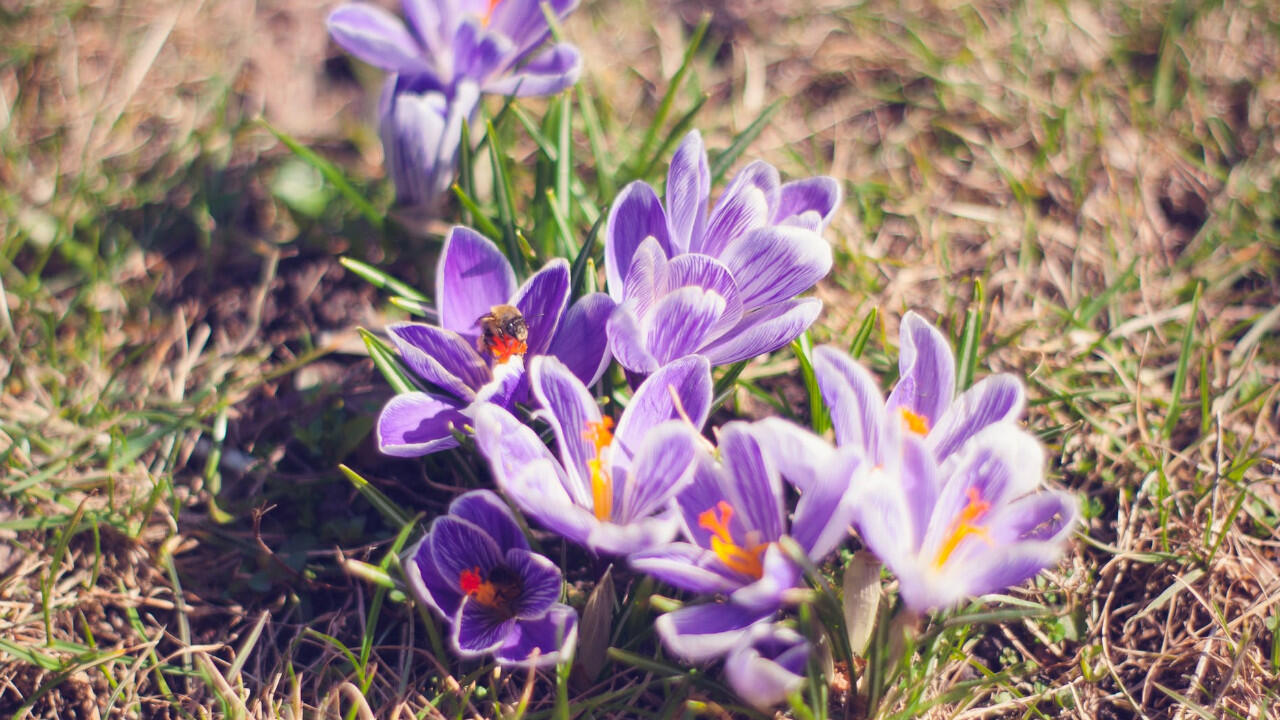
[1,0,1278,717]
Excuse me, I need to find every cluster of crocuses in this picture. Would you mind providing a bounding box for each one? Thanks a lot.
[328,0,1078,710]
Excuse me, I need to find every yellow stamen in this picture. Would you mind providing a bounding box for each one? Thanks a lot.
[583,417,614,521]
[697,501,768,578]
[933,487,993,568]
[899,407,930,436]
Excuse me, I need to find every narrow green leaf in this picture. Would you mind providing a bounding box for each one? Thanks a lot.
[955,280,984,391]
[458,120,477,226]
[358,328,417,394]
[486,118,526,274]
[634,14,710,178]
[555,93,572,224]
[451,184,503,241]
[546,189,579,260]
[570,211,605,298]
[338,464,413,527]
[339,257,429,302]
[791,333,829,435]
[849,307,878,359]
[263,121,383,229]
[1162,281,1202,440]
[638,93,709,178]
[709,99,782,183]
[576,86,615,201]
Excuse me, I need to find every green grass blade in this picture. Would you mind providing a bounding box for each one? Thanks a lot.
[358,328,417,394]
[709,99,782,184]
[338,464,413,528]
[632,14,709,177]
[263,120,383,230]
[339,257,429,303]
[638,93,709,178]
[485,118,526,274]
[576,86,615,201]
[955,281,985,391]
[570,211,605,298]
[1161,280,1202,440]
[849,307,878,358]
[451,184,504,241]
[791,333,830,435]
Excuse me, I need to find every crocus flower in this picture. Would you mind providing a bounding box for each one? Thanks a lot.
[405,489,578,666]
[855,423,1079,611]
[377,76,478,207]
[474,354,711,555]
[604,130,842,374]
[327,0,581,99]
[812,311,1026,466]
[723,623,811,710]
[377,226,614,456]
[630,419,864,660]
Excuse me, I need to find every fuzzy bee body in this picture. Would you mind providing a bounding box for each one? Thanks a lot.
[476,304,529,363]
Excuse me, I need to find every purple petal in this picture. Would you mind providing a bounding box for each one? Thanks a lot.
[699,298,822,366]
[586,513,682,556]
[376,392,467,457]
[496,603,578,667]
[400,0,442,54]
[788,444,864,561]
[933,424,1045,516]
[436,226,518,340]
[717,422,785,542]
[429,516,504,592]
[448,490,528,553]
[473,403,587,508]
[720,225,832,311]
[529,355,600,502]
[453,19,514,82]
[729,544,800,612]
[483,44,581,96]
[774,177,841,231]
[453,598,515,655]
[473,356,527,408]
[675,453,735,551]
[958,542,1072,602]
[505,548,562,619]
[655,602,774,662]
[388,322,489,398]
[749,417,837,492]
[619,236,669,318]
[326,4,432,74]
[898,434,942,551]
[697,161,780,257]
[886,311,956,428]
[548,293,616,387]
[628,542,742,595]
[606,303,660,375]
[507,460,599,547]
[813,345,886,455]
[380,84,451,207]
[486,0,577,58]
[662,253,744,339]
[619,421,702,521]
[724,624,810,710]
[850,467,914,571]
[988,490,1080,545]
[614,354,712,458]
[512,258,571,356]
[605,182,672,302]
[666,130,710,255]
[644,286,727,365]
[928,374,1026,461]
[405,535,462,618]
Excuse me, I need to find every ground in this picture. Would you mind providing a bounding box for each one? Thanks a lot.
[1,0,1278,718]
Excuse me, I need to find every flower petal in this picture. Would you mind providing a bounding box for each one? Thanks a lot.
[586,513,682,556]
[717,422,785,542]
[404,535,462,618]
[698,297,822,366]
[388,322,489,398]
[548,292,616,387]
[487,0,577,58]
[437,226,518,340]
[813,345,886,456]
[774,177,841,231]
[529,355,600,500]
[448,490,528,553]
[619,236,669,318]
[697,160,780,257]
[928,374,1026,461]
[605,182,671,302]
[724,624,810,710]
[474,403,588,508]
[453,19,515,82]
[628,543,742,595]
[430,515,505,591]
[606,303,660,375]
[496,603,578,667]
[720,225,832,311]
[643,286,727,365]
[614,354,713,459]
[665,130,710,254]
[483,43,581,96]
[655,602,773,662]
[453,597,515,655]
[886,311,956,427]
[376,392,467,457]
[326,4,433,74]
[505,547,562,619]
[729,544,801,612]
[379,83,451,207]
[788,444,864,561]
[512,258,571,357]
[662,253,744,339]
[619,421,702,521]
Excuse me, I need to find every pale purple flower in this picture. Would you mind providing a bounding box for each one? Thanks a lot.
[377,226,614,456]
[404,489,577,667]
[724,623,811,710]
[631,419,864,661]
[854,423,1079,611]
[604,131,841,374]
[376,76,478,207]
[473,354,712,555]
[812,311,1026,466]
[327,0,581,98]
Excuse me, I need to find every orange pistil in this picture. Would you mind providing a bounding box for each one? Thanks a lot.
[485,334,527,364]
[899,407,930,436]
[482,0,502,25]
[459,567,498,607]
[583,417,615,521]
[697,501,768,578]
[933,487,993,568]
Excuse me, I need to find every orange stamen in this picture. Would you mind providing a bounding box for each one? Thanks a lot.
[899,407,930,436]
[933,488,993,568]
[482,0,501,25]
[485,334,527,364]
[459,567,498,606]
[583,417,615,521]
[697,501,768,578]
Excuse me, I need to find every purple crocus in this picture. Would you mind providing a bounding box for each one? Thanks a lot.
[630,419,864,661]
[376,76,478,207]
[404,489,578,666]
[473,354,711,555]
[604,131,842,374]
[377,226,614,456]
[812,311,1026,465]
[326,0,581,98]
[853,423,1079,611]
[723,623,811,710]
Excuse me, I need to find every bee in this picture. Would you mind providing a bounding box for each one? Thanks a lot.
[476,304,529,362]
[486,564,524,618]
